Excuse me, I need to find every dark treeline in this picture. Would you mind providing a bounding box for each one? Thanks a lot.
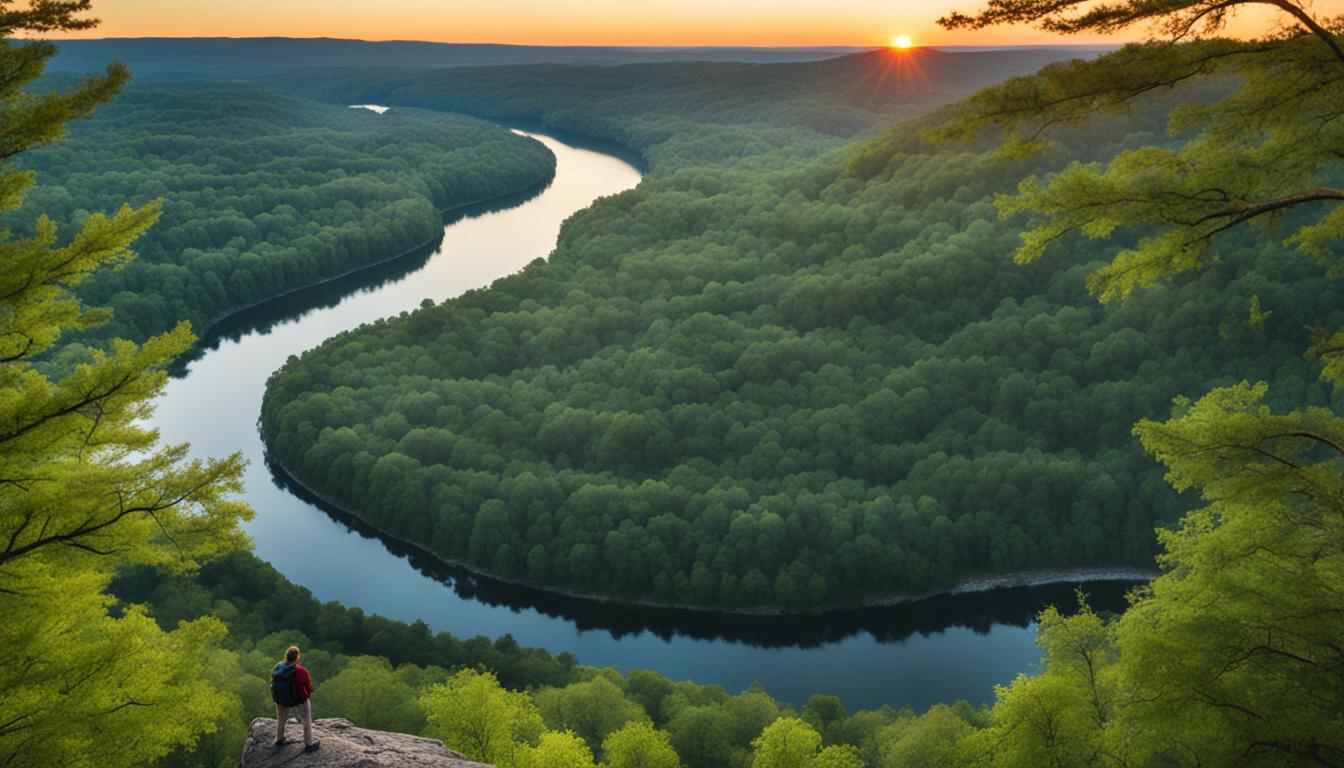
[260,67,1344,608]
[268,48,1086,167]
[112,552,578,691]
[47,39,875,80]
[114,553,979,768]
[275,451,1134,647]
[18,84,554,346]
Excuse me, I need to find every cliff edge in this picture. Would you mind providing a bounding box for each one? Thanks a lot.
[240,717,490,767]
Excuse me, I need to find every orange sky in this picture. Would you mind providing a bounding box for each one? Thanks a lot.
[53,0,1296,47]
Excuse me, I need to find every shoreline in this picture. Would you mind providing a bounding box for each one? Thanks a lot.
[251,115,1157,620]
[268,455,1157,618]
[196,173,555,343]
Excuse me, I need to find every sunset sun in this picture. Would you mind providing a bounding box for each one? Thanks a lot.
[891,34,913,49]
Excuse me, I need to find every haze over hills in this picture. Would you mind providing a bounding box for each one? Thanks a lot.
[247,47,1094,156]
[11,0,1342,758]
[42,37,1109,82]
[45,37,873,78]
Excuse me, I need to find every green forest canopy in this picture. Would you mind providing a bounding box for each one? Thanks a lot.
[110,550,977,768]
[257,5,1344,763]
[261,65,1342,608]
[5,13,1340,764]
[18,84,555,345]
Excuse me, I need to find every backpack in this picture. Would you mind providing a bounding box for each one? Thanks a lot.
[271,662,301,708]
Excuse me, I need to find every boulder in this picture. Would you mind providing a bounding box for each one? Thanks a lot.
[239,717,490,767]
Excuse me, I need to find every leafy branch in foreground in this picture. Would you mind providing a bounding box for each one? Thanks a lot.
[935,2,1344,310]
[0,2,252,766]
[923,1,1344,765]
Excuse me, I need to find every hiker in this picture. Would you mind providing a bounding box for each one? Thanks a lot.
[271,645,320,753]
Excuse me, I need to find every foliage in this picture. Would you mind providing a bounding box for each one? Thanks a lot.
[535,674,649,759]
[271,48,1081,171]
[750,717,863,768]
[17,85,554,344]
[1117,383,1344,765]
[872,705,970,768]
[11,6,1340,764]
[260,77,1342,607]
[514,730,599,768]
[934,3,1344,311]
[0,6,251,767]
[111,550,579,691]
[420,668,546,765]
[664,690,782,768]
[0,577,234,768]
[930,1,1344,766]
[318,656,426,733]
[602,721,682,768]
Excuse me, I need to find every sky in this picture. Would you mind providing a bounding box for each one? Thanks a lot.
[55,0,1290,47]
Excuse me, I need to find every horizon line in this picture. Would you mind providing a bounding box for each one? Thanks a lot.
[38,34,1128,50]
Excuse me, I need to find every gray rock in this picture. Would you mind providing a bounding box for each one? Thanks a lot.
[239,717,491,767]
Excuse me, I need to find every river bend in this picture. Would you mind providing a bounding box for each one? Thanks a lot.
[152,123,1133,711]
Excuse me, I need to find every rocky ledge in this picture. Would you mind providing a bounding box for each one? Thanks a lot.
[240,717,490,767]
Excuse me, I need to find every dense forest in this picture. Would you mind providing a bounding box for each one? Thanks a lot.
[270,48,1080,166]
[261,65,1342,608]
[112,553,988,768]
[18,85,554,345]
[46,39,872,79]
[5,0,1342,762]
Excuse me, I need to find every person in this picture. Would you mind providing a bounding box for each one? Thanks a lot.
[272,645,320,753]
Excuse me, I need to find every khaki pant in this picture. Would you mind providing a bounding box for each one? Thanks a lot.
[275,699,312,745]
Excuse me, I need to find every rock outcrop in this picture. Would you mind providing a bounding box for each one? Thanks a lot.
[240,717,490,767]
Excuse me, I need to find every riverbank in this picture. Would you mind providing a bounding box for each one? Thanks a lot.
[158,127,1090,709]
[268,455,1156,618]
[197,174,555,342]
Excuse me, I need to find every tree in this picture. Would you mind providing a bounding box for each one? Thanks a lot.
[937,0,1344,312]
[873,706,970,768]
[419,668,545,765]
[514,730,598,768]
[800,695,847,743]
[624,669,678,726]
[966,605,1115,767]
[665,704,737,768]
[935,1,1344,764]
[748,717,865,768]
[1121,384,1344,765]
[808,746,863,768]
[0,3,251,766]
[320,656,426,734]
[602,721,682,768]
[751,718,820,768]
[534,675,649,759]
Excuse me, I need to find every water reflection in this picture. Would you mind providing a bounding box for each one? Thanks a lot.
[155,124,1140,711]
[179,179,552,370]
[270,452,1132,649]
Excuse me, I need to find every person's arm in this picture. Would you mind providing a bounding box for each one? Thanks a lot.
[296,666,314,697]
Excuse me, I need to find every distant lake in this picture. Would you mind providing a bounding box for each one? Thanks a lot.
[151,118,1137,711]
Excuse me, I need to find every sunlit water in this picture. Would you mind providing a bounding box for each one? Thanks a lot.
[151,122,1133,710]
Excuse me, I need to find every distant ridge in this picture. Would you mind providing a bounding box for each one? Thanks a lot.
[44,37,875,78]
[42,37,1115,81]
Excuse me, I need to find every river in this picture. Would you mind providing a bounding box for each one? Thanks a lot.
[151,121,1137,712]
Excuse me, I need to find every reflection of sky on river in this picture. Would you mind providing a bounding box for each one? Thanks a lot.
[151,125,1050,711]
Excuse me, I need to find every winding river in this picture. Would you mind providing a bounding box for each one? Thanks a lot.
[151,122,1136,712]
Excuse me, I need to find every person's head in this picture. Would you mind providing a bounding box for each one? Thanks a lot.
[285,645,300,664]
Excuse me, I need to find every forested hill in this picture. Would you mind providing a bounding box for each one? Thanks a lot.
[46,38,1103,82]
[45,38,872,79]
[269,48,1086,160]
[18,85,555,347]
[260,61,1344,609]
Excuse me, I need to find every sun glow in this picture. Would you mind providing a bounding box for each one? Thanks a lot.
[891,34,913,49]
